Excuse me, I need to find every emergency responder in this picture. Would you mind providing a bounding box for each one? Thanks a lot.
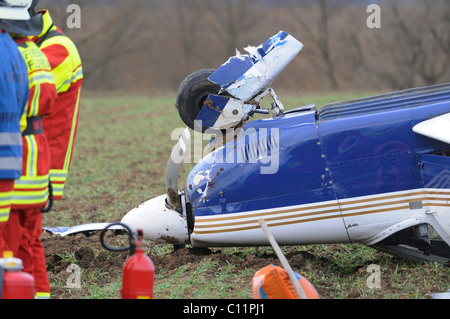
[0,0,31,256]
[29,0,83,201]
[0,0,57,300]
[1,0,83,298]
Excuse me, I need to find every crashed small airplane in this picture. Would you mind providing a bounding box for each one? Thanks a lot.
[64,31,450,263]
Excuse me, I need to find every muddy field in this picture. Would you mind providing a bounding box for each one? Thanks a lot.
[43,231,279,299]
[41,229,449,300]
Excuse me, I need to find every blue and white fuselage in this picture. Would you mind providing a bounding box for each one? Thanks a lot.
[185,84,450,250]
[121,83,450,262]
[121,32,450,262]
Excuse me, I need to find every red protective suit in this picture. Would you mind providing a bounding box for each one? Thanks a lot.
[32,10,83,201]
[2,35,57,299]
[0,180,14,256]
[30,10,83,299]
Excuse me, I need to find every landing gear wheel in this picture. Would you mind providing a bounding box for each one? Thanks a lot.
[176,68,222,131]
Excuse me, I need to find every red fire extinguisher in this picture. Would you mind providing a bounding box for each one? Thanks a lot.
[101,223,155,299]
[0,251,35,299]
[121,229,155,299]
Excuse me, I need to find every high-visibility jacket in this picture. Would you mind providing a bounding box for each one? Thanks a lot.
[31,10,83,201]
[11,36,57,209]
[0,31,29,222]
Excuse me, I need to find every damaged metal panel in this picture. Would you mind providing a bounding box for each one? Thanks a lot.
[195,94,245,129]
[195,31,303,130]
[208,30,303,101]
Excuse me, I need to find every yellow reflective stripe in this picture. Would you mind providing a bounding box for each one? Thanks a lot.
[64,89,81,171]
[29,70,55,85]
[35,292,51,299]
[20,111,27,133]
[0,192,12,199]
[0,186,13,197]
[0,214,9,223]
[56,66,83,92]
[27,71,55,117]
[24,135,38,176]
[74,65,83,81]
[14,175,49,189]
[71,65,83,83]
[0,207,11,221]
[51,189,63,199]
[49,170,67,181]
[49,169,67,198]
[29,83,40,117]
[12,189,48,205]
[12,175,49,205]
[0,191,12,222]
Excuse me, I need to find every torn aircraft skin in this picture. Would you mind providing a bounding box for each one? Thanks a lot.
[196,95,245,130]
[208,30,303,101]
[195,30,303,131]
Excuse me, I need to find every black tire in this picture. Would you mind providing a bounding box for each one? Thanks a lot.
[176,69,222,131]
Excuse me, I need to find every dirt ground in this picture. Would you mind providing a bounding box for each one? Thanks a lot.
[41,229,449,300]
[42,230,289,299]
[42,230,336,299]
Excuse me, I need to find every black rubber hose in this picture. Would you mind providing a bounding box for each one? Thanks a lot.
[40,181,53,213]
[100,222,136,255]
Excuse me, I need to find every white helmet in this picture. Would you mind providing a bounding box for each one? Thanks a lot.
[0,0,33,21]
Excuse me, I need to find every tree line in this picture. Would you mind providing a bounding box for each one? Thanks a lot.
[39,0,450,93]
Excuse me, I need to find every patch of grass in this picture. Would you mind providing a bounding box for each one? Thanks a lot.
[154,257,254,299]
[83,268,121,299]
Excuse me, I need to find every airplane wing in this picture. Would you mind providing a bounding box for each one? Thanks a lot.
[413,112,450,144]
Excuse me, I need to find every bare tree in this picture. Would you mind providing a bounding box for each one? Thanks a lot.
[200,0,258,58]
[355,0,450,89]
[173,0,222,73]
[289,0,340,90]
[419,0,450,85]
[34,0,450,92]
